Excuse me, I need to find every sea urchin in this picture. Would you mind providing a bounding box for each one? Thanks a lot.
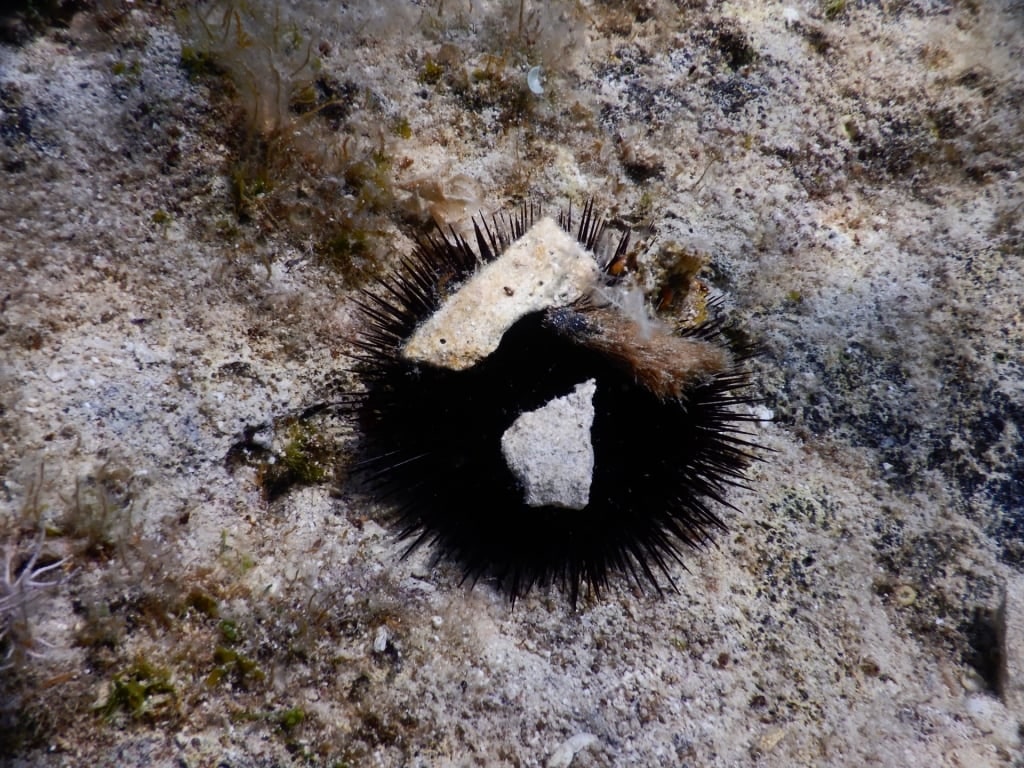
[341,203,759,604]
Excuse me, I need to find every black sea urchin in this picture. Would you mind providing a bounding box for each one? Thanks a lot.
[341,203,760,604]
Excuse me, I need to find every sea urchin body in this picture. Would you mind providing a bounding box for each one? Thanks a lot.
[342,204,759,604]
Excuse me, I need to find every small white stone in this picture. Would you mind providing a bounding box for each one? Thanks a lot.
[546,733,598,768]
[373,625,389,653]
[132,341,170,365]
[402,217,599,371]
[501,379,597,510]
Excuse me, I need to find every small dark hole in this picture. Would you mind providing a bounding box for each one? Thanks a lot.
[964,606,1001,693]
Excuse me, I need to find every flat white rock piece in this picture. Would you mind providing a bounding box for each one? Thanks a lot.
[402,217,599,370]
[501,379,597,510]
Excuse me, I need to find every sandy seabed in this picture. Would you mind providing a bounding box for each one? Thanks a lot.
[1,1,1023,766]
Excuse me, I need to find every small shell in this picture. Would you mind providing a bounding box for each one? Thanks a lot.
[894,584,917,606]
[527,65,545,95]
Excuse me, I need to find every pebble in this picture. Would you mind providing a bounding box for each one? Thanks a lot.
[373,625,389,653]
[546,733,598,768]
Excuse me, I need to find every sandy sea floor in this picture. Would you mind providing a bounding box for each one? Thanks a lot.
[1,1,1023,765]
